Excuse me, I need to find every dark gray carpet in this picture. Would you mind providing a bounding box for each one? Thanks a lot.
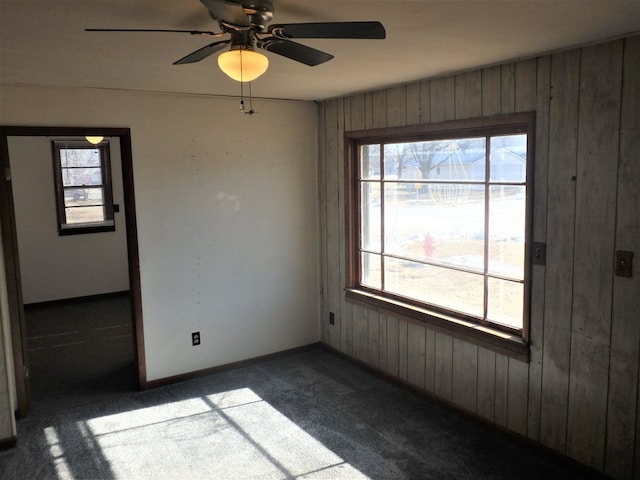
[2,345,604,479]
[24,293,137,413]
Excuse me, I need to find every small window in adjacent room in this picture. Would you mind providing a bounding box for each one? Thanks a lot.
[345,113,534,348]
[52,139,115,235]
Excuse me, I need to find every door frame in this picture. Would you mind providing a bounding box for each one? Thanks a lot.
[0,126,146,416]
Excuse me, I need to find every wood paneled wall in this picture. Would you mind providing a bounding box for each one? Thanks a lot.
[318,35,640,479]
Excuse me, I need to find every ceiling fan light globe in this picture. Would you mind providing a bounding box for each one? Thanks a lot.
[218,49,269,82]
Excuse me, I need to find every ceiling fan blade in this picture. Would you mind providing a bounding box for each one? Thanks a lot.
[200,0,250,27]
[261,39,333,66]
[85,28,222,36]
[268,21,386,39]
[173,40,229,65]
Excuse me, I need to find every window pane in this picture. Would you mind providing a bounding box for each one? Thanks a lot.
[384,143,422,180]
[384,184,485,271]
[489,185,525,280]
[427,182,472,207]
[383,182,420,256]
[385,258,484,317]
[61,167,102,187]
[360,144,380,180]
[361,181,381,251]
[423,138,486,182]
[487,277,523,329]
[361,252,381,289]
[490,134,527,182]
[85,187,105,202]
[59,148,101,168]
[64,187,104,205]
[384,138,486,183]
[65,205,107,225]
[64,188,89,205]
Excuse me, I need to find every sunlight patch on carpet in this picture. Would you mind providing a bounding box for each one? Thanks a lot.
[43,388,368,479]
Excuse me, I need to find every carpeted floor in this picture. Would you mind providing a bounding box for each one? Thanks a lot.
[1,296,605,479]
[24,293,137,413]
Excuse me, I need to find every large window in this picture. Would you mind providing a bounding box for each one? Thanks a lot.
[346,114,534,348]
[52,140,115,235]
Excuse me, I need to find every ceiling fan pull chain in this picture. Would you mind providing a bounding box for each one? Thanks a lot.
[246,82,255,115]
[239,52,245,112]
[240,84,245,112]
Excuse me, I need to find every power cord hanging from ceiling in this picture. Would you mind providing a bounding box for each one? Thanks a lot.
[238,49,255,115]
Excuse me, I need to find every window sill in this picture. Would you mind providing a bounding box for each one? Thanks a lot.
[345,289,529,362]
[59,223,115,236]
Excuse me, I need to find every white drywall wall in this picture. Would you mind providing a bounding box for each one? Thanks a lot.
[8,136,129,304]
[0,85,320,381]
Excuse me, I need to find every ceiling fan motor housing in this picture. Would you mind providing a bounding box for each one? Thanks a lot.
[229,29,255,48]
[225,0,274,28]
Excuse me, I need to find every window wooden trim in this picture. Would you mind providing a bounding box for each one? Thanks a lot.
[52,140,115,235]
[344,112,535,359]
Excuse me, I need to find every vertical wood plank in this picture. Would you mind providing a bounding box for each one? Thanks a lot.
[352,304,369,362]
[528,54,551,442]
[345,302,354,356]
[477,347,496,422]
[494,353,509,427]
[364,92,374,130]
[367,309,380,368]
[567,335,612,468]
[407,322,426,389]
[425,328,436,393]
[606,35,640,480]
[539,49,581,454]
[452,339,478,413]
[501,62,515,114]
[419,80,431,124]
[343,96,359,346]
[317,102,329,345]
[507,358,529,436]
[372,90,387,129]
[434,332,453,400]
[515,58,538,112]
[398,319,408,381]
[406,83,421,125]
[386,315,399,377]
[386,85,407,127]
[337,98,347,353]
[430,76,455,122]
[378,313,388,372]
[454,71,482,119]
[481,65,502,116]
[324,99,341,350]
[566,40,623,470]
[349,93,366,132]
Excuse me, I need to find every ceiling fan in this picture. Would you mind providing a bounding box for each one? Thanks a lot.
[87,0,386,82]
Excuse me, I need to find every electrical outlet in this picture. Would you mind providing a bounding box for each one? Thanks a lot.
[329,312,335,325]
[192,332,201,346]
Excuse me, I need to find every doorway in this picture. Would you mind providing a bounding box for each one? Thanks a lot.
[0,126,145,416]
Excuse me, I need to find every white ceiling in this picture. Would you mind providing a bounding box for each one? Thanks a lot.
[1,0,639,102]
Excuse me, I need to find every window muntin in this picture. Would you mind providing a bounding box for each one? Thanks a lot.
[350,120,531,335]
[52,140,115,235]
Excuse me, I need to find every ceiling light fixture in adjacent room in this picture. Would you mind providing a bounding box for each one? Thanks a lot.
[85,136,104,145]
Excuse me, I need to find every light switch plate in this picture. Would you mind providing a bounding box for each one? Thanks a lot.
[615,250,633,278]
